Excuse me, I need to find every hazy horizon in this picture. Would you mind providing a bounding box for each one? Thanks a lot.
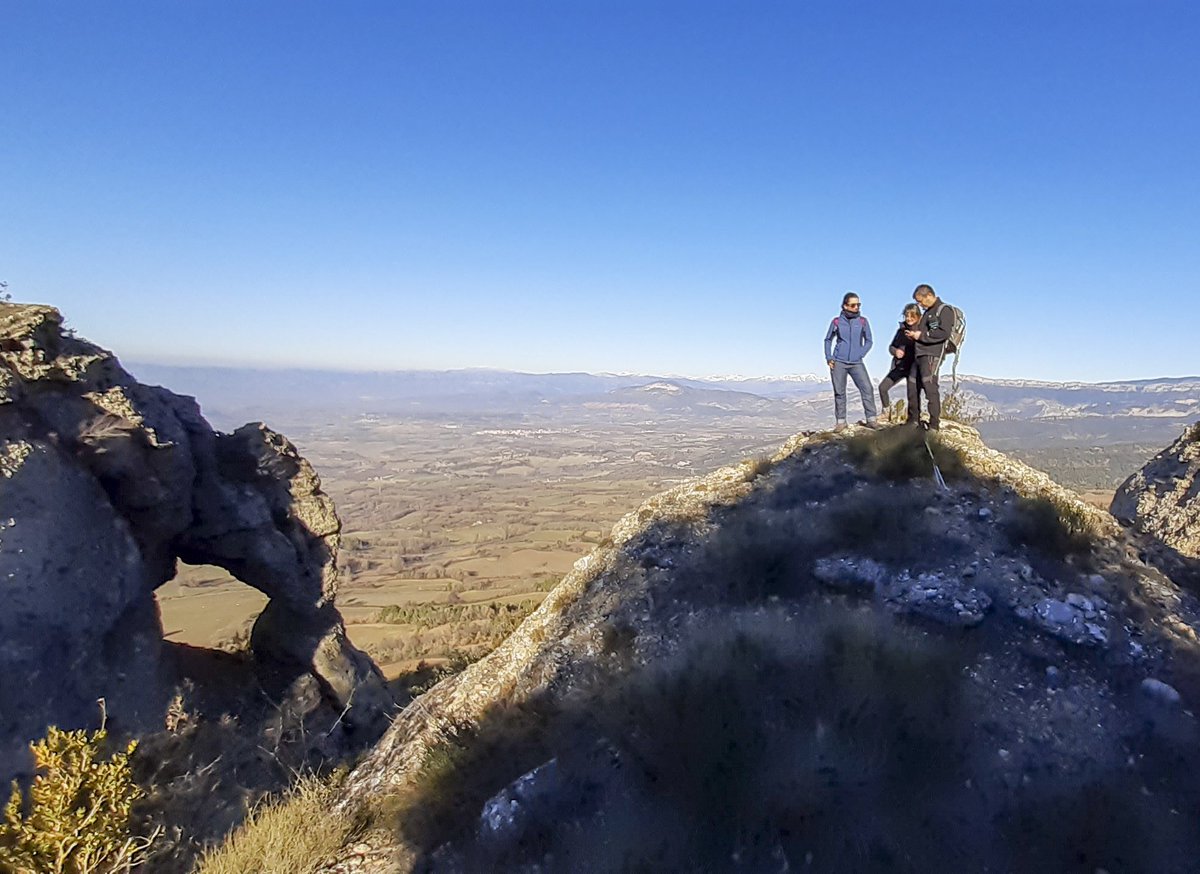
[123,357,1198,387]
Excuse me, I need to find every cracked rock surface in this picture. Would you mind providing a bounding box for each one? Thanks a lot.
[1111,422,1200,580]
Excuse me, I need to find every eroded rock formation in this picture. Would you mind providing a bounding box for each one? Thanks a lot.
[0,303,391,778]
[1111,422,1200,564]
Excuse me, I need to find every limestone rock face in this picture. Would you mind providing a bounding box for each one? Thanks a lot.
[1111,423,1200,560]
[0,303,390,769]
[324,423,1200,873]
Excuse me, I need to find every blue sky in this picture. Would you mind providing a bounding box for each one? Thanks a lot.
[2,1,1197,382]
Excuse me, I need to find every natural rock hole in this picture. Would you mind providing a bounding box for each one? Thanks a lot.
[158,562,265,651]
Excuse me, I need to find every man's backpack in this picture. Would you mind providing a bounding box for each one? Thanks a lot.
[935,303,967,385]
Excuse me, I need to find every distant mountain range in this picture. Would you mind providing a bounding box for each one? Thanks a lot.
[126,362,1199,426]
[954,375,1200,420]
[124,363,1196,489]
[124,363,836,421]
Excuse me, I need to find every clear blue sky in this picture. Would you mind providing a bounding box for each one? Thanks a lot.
[2,1,1197,381]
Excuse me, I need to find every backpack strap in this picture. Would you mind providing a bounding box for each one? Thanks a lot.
[936,303,961,390]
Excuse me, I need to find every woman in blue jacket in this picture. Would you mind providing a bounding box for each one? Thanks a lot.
[823,291,880,430]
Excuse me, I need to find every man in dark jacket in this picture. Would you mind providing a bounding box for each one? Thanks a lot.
[823,291,880,430]
[905,284,956,431]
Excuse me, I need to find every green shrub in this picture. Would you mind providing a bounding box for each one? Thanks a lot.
[0,726,149,874]
[374,601,532,634]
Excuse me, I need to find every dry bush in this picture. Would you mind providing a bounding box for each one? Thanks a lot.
[194,773,360,874]
[940,389,979,425]
[0,726,151,874]
[405,651,479,696]
[843,427,967,483]
[1003,495,1098,559]
[740,455,774,482]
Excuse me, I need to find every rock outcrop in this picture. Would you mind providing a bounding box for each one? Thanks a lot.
[1111,422,1200,564]
[318,424,1200,873]
[0,304,391,779]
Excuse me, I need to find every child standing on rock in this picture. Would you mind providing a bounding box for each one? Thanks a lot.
[878,303,921,421]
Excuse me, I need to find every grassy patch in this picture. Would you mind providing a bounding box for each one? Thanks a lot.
[389,610,977,870]
[694,482,939,604]
[843,427,968,483]
[822,487,940,565]
[194,773,361,874]
[378,701,556,853]
[1003,495,1097,559]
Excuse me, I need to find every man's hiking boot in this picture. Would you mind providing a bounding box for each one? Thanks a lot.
[834,421,848,432]
[864,418,883,430]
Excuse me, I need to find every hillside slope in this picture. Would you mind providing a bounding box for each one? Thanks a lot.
[297,422,1200,873]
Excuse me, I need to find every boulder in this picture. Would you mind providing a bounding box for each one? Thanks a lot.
[1111,422,1200,560]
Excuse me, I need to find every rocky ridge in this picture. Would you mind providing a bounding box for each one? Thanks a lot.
[1112,423,1200,564]
[0,303,393,781]
[318,422,1200,873]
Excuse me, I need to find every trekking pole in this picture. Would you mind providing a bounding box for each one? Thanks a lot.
[924,435,948,490]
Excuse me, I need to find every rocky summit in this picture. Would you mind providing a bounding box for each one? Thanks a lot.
[318,422,1200,873]
[0,303,392,785]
